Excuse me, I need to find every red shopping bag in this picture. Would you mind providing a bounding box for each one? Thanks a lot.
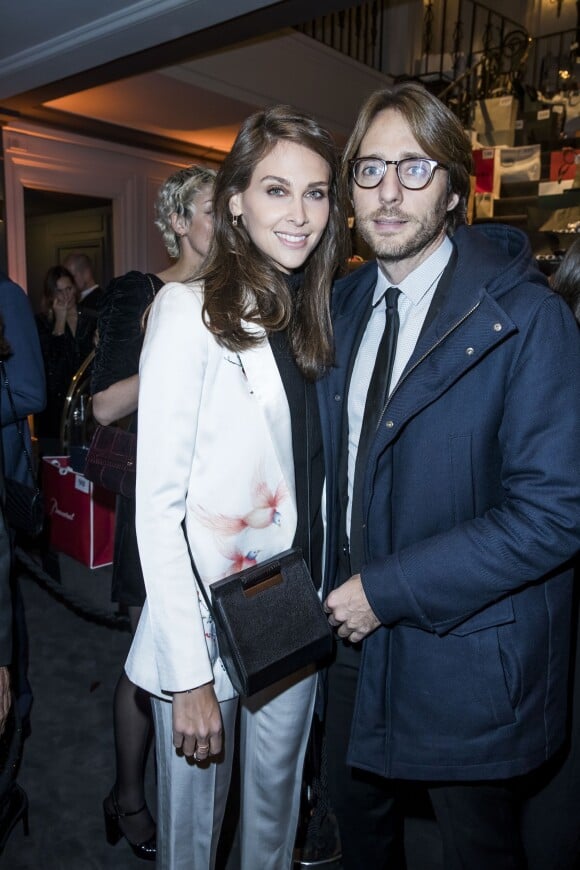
[549,148,580,183]
[42,456,116,568]
[472,148,498,196]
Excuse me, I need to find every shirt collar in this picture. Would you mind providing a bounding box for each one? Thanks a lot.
[373,235,453,307]
[79,284,98,301]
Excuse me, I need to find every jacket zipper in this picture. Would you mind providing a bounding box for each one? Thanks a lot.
[373,298,481,776]
[375,299,482,435]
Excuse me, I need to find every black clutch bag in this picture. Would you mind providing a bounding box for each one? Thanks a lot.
[190,545,333,697]
[4,479,43,538]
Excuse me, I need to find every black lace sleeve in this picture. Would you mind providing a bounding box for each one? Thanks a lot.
[91,271,161,395]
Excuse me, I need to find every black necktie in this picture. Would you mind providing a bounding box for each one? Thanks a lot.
[349,286,401,572]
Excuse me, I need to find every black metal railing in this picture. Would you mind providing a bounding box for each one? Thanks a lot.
[295,1,526,85]
[432,1,532,127]
[530,27,579,95]
[423,0,526,85]
[296,1,578,124]
[295,2,385,72]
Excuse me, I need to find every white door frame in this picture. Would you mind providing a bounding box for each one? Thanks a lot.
[2,121,205,292]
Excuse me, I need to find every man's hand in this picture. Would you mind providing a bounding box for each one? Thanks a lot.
[172,683,223,763]
[0,667,11,737]
[324,574,381,643]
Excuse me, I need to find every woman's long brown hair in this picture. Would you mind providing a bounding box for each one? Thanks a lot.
[200,105,349,380]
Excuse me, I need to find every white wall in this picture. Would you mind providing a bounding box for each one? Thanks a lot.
[2,121,219,293]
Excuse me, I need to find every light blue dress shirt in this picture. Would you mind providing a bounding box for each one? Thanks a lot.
[346,236,453,539]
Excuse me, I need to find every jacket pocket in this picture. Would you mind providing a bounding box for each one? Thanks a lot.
[391,613,517,745]
[469,625,517,725]
[450,597,518,725]
[449,596,515,636]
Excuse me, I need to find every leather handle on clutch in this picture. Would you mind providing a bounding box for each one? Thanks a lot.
[243,570,283,599]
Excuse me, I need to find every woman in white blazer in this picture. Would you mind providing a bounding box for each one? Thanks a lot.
[96,166,216,861]
[125,105,348,870]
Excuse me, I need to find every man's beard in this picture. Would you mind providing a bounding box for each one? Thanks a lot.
[356,195,449,263]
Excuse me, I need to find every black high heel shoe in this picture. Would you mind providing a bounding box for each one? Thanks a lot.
[103,789,156,862]
[0,783,29,852]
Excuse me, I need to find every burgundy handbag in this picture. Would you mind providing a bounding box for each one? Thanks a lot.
[83,424,136,499]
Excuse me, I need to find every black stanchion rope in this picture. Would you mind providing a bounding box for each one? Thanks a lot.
[15,546,130,632]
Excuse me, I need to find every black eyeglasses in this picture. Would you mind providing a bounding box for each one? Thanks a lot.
[350,156,448,191]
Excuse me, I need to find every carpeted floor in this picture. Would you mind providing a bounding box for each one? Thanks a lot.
[0,549,442,870]
[1,552,155,869]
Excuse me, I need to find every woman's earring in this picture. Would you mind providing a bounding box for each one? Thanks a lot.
[232,214,239,228]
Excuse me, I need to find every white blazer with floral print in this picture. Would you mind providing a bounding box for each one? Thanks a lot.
[125,281,298,702]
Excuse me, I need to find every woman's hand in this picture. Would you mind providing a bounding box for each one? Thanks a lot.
[172,683,223,762]
[52,287,77,335]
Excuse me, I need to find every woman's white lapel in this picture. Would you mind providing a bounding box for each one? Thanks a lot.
[236,327,296,509]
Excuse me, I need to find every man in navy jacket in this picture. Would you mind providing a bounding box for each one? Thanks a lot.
[0,272,45,732]
[321,82,580,869]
